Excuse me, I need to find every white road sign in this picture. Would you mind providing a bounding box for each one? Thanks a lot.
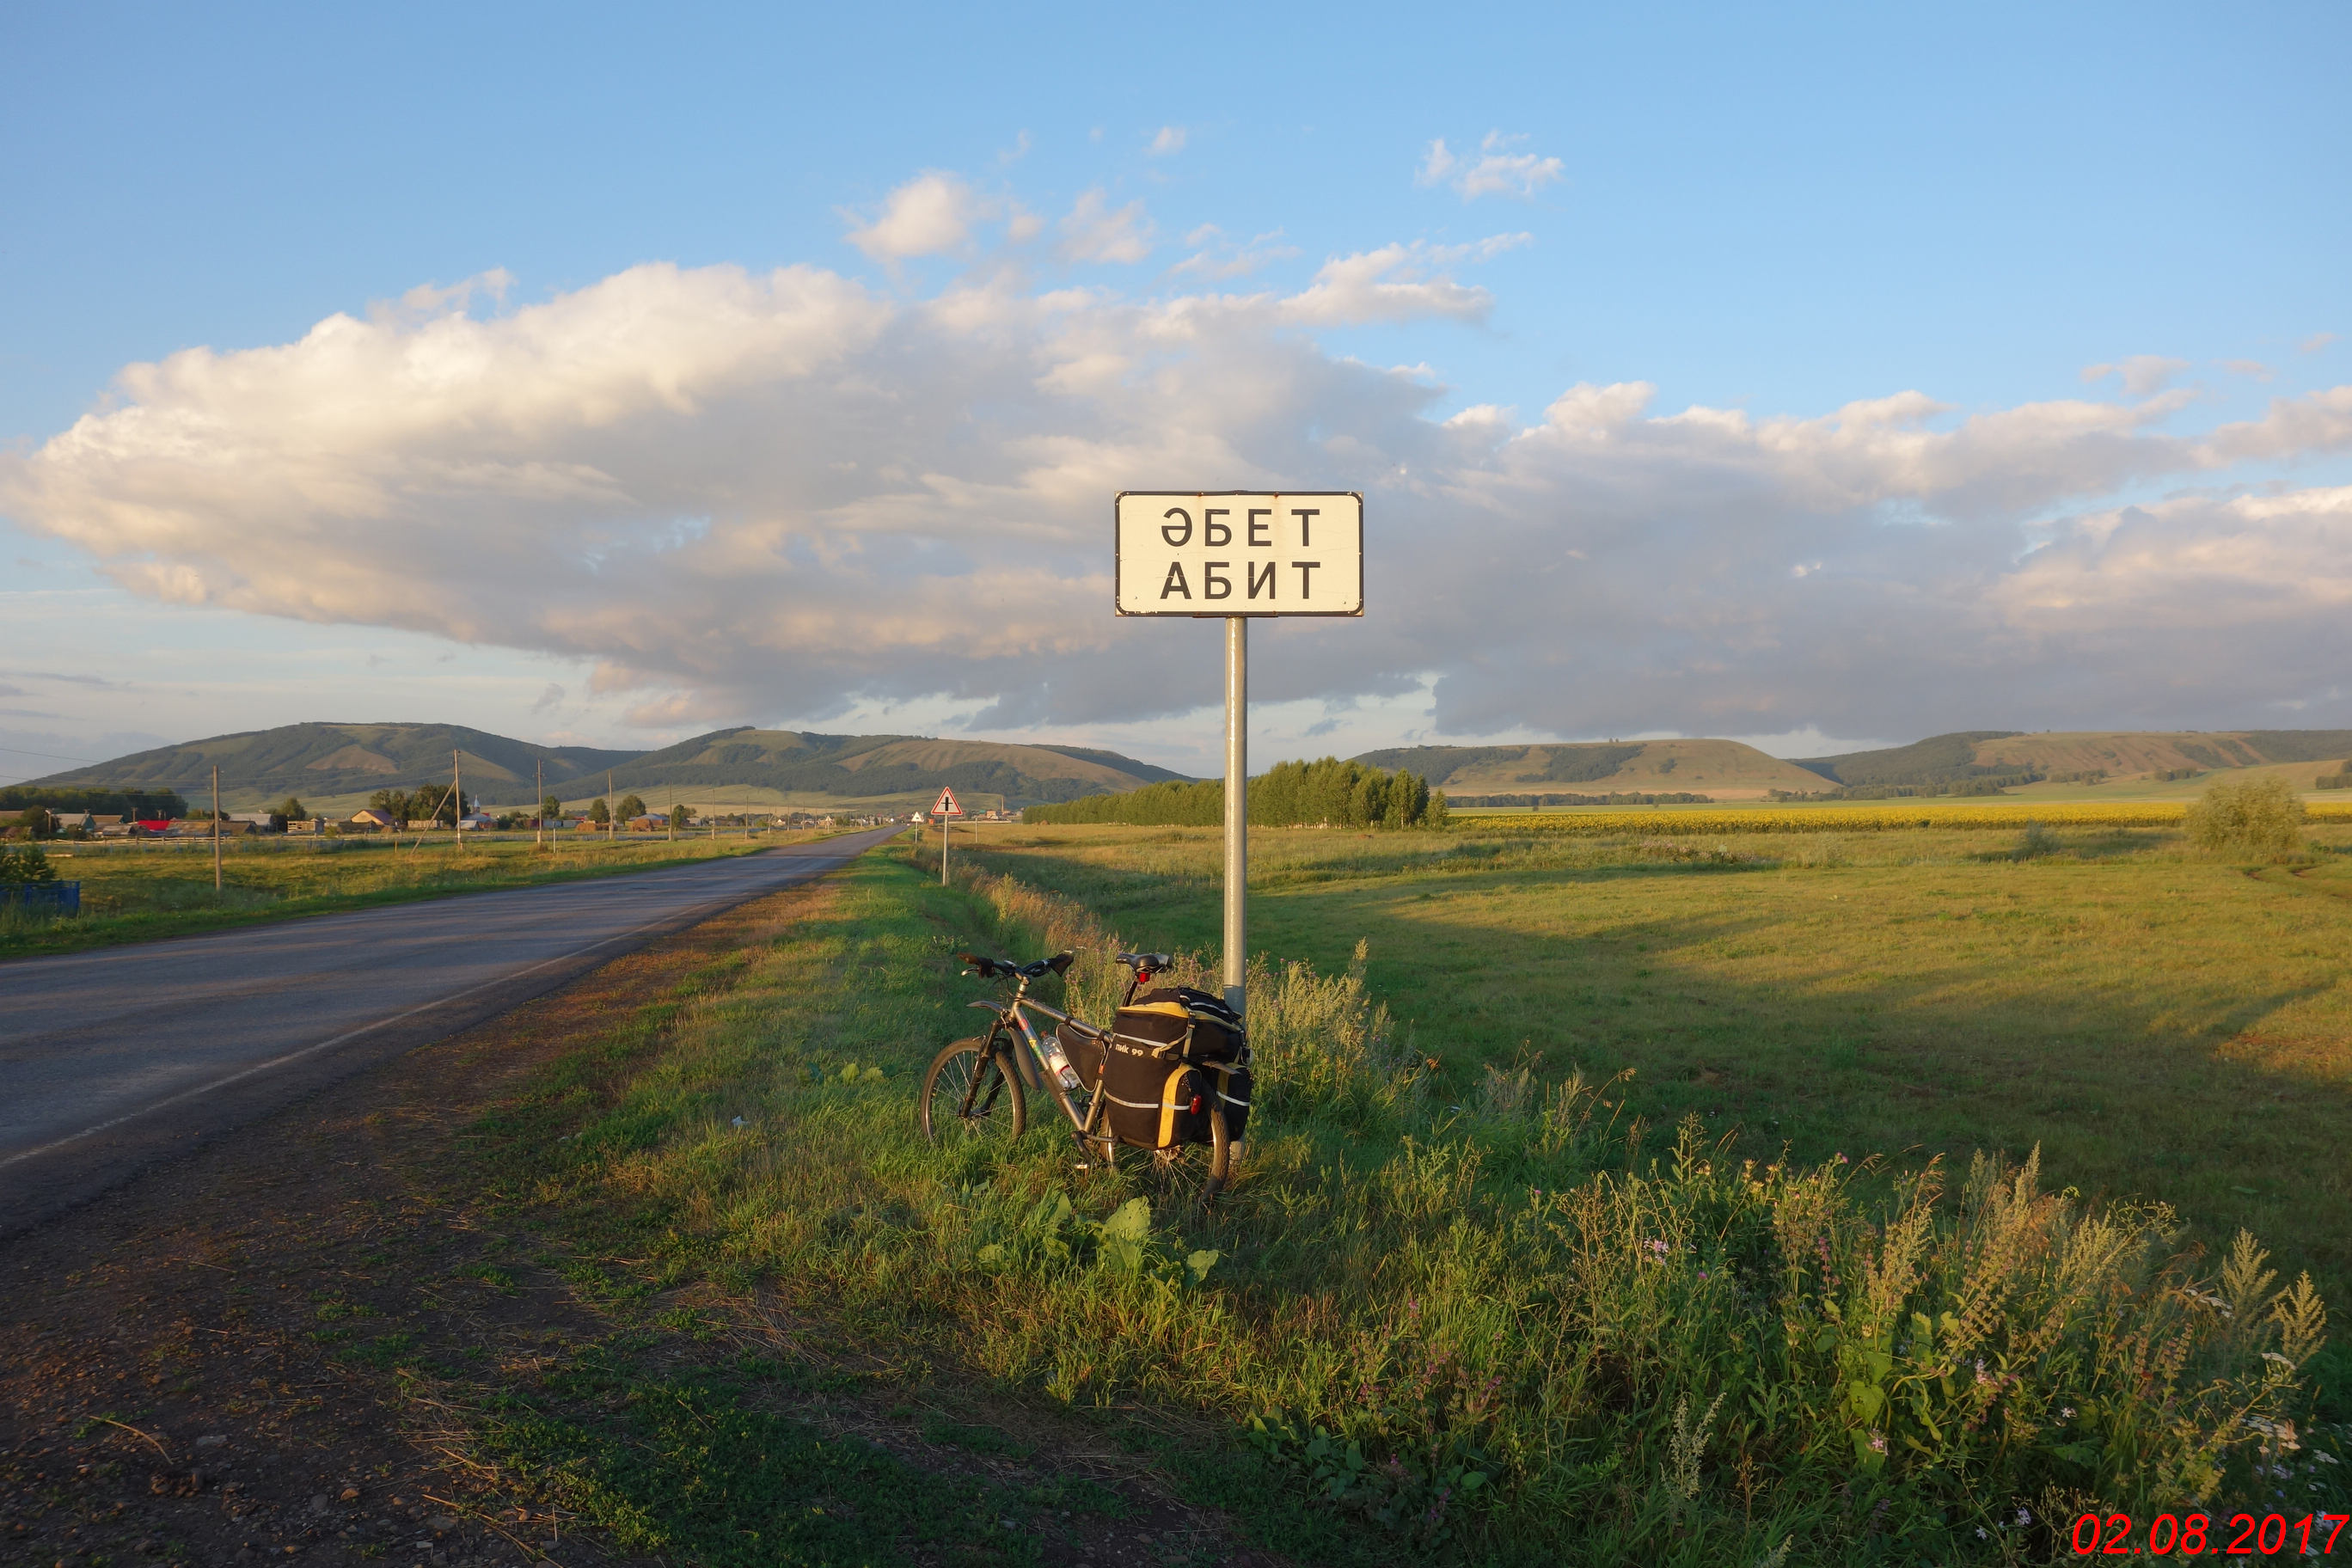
[932,787,964,818]
[1115,492,1362,616]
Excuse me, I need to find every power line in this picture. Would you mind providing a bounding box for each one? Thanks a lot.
[0,742,106,764]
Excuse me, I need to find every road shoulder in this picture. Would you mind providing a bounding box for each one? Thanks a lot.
[0,862,1282,1568]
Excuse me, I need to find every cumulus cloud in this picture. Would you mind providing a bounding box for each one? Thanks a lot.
[1059,189,1155,263]
[842,172,986,260]
[1148,126,1186,156]
[2080,355,2190,396]
[1418,132,1564,200]
[5,234,2352,743]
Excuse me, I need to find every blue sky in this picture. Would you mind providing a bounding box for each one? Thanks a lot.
[3,2,2348,782]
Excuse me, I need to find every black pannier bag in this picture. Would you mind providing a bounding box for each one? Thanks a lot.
[1095,1032,1213,1150]
[1117,987,1245,1063]
[1092,987,1248,1148]
[1203,1059,1252,1145]
[1055,1020,1106,1087]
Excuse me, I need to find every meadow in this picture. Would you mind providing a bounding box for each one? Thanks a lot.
[444,818,2351,1565]
[0,829,816,958]
[946,821,2352,1307]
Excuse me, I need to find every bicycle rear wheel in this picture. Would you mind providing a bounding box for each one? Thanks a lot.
[1106,1106,1231,1207]
[921,1037,1026,1146]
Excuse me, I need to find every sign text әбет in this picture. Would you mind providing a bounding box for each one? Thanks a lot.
[1114,492,1363,616]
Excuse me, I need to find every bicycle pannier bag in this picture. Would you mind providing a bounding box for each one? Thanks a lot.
[1095,1032,1213,1150]
[1115,986,1246,1064]
[1055,1020,1106,1088]
[1202,1059,1252,1144]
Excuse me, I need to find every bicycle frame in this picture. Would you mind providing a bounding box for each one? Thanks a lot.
[964,976,1108,1142]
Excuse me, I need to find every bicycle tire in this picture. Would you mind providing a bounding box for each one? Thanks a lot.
[921,1036,1026,1146]
[1104,1104,1231,1207]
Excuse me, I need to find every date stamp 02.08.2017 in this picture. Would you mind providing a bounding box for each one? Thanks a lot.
[2069,1511,2347,1556]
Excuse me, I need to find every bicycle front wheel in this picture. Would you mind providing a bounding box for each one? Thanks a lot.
[920,1037,1026,1147]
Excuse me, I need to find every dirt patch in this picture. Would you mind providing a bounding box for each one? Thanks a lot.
[0,878,1286,1568]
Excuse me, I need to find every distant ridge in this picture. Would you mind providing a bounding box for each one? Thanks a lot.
[603,727,1191,809]
[1351,739,1827,800]
[1797,730,2352,788]
[21,722,636,804]
[21,721,1192,813]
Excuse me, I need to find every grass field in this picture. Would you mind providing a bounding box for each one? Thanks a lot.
[943,823,2352,1305]
[13,811,2349,1560]
[0,830,821,959]
[434,828,2350,1565]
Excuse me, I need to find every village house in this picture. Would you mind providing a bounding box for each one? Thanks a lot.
[347,807,395,831]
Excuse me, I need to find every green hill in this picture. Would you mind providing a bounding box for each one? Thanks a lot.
[21,722,1192,816]
[1798,730,2352,790]
[598,728,1191,812]
[21,722,638,812]
[1351,739,1829,800]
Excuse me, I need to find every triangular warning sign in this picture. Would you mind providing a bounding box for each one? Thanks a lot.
[932,787,964,817]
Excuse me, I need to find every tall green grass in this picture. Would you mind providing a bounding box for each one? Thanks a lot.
[508,848,2346,1565]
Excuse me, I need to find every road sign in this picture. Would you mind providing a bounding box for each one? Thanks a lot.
[1113,490,1365,1027]
[932,787,963,818]
[1115,492,1362,616]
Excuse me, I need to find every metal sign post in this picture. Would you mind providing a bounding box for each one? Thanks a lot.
[933,786,964,885]
[1115,491,1363,1018]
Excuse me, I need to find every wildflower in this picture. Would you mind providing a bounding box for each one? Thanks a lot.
[1976,1527,1988,1540]
[1869,1431,1886,1454]
[2017,1508,2032,1526]
[1834,1152,1848,1164]
[2061,1406,2075,1418]
[1974,1358,1990,1385]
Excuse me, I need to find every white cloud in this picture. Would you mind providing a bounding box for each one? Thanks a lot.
[1417,132,1564,201]
[2080,354,2190,396]
[1059,189,1155,264]
[7,239,2352,744]
[1278,240,1516,325]
[2302,332,2337,354]
[1148,126,1186,156]
[842,172,986,260]
[1168,225,1299,281]
[2219,358,2274,381]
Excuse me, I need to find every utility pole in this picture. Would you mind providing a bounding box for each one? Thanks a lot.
[536,758,544,850]
[606,771,615,843]
[453,749,463,848]
[211,764,223,892]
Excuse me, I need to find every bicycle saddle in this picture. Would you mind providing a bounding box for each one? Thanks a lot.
[959,951,1075,980]
[1116,951,1173,976]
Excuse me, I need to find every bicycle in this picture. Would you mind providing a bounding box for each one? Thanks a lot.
[918,947,1236,1203]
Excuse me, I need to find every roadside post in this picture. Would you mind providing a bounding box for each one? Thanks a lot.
[932,786,964,885]
[1115,492,1363,1016]
[211,764,223,892]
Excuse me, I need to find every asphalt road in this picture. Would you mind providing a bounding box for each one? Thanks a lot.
[0,828,903,1237]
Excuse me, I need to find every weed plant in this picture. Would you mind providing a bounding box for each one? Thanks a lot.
[505,848,2347,1565]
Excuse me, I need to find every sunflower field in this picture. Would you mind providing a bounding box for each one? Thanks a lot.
[1464,799,2352,834]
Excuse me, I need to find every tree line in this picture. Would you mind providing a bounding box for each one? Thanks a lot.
[0,785,189,818]
[1026,757,1449,829]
